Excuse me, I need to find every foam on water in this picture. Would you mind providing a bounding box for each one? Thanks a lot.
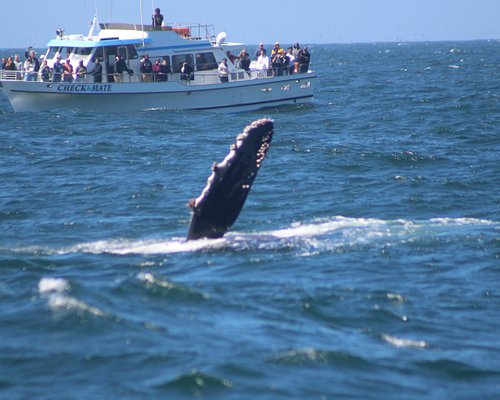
[4,216,497,257]
[38,277,70,293]
[62,237,226,255]
[46,294,107,317]
[38,277,106,317]
[382,334,428,349]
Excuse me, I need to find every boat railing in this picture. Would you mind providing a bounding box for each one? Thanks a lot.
[99,22,216,40]
[169,23,216,41]
[0,66,311,85]
[0,70,22,81]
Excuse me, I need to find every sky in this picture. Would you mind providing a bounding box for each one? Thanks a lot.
[1,0,498,48]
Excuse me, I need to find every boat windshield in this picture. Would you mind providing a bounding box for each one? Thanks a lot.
[74,48,93,56]
[45,46,62,60]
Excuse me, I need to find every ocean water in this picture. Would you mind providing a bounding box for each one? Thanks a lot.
[0,41,499,399]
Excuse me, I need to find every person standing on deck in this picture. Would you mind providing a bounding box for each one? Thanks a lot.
[62,59,74,82]
[114,55,130,82]
[254,43,266,60]
[75,60,87,82]
[152,8,164,26]
[218,58,229,83]
[14,55,22,72]
[90,58,103,83]
[140,54,153,82]
[23,55,36,81]
[52,56,63,82]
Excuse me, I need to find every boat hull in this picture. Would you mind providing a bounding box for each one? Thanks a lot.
[1,73,316,112]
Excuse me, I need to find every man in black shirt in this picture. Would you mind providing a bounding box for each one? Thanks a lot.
[152,8,164,26]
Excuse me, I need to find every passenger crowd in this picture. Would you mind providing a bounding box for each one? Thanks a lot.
[0,49,102,83]
[222,42,311,81]
[253,42,310,75]
[1,41,311,84]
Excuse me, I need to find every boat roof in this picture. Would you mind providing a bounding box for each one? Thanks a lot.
[46,22,216,50]
[46,38,153,48]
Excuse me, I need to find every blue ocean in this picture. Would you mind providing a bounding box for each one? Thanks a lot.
[0,41,499,399]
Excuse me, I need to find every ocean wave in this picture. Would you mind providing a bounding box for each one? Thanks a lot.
[46,293,107,317]
[382,334,428,348]
[137,272,209,300]
[415,359,500,378]
[271,348,371,368]
[38,276,106,317]
[63,237,226,255]
[150,369,233,394]
[3,216,497,257]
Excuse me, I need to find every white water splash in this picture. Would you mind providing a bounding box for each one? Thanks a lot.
[137,272,175,289]
[137,272,210,299]
[38,277,106,317]
[38,277,70,294]
[10,216,497,257]
[268,216,387,238]
[62,237,225,255]
[382,334,428,348]
[46,294,107,317]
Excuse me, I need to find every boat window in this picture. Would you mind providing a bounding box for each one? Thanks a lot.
[195,52,217,71]
[126,45,138,59]
[46,47,62,60]
[62,47,73,58]
[103,46,117,57]
[116,45,139,60]
[172,54,194,73]
[153,56,171,66]
[117,46,127,59]
[74,47,93,56]
[91,47,103,62]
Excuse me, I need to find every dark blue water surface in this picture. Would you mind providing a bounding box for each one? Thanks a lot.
[1,41,499,399]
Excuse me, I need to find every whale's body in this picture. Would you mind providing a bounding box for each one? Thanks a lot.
[187,119,274,240]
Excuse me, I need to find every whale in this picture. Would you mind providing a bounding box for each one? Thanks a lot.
[187,119,274,240]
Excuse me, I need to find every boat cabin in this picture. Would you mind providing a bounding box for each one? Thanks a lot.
[41,21,241,84]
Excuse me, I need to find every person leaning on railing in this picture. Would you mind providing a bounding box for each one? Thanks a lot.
[89,58,103,83]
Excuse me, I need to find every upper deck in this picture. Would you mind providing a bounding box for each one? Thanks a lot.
[45,22,218,50]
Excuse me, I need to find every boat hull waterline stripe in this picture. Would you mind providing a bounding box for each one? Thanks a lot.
[7,88,312,110]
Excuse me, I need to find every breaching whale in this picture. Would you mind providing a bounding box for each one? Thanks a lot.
[187,119,274,240]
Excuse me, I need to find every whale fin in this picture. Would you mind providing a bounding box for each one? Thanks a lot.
[187,119,274,240]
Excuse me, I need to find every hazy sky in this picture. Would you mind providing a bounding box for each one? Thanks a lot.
[1,0,498,48]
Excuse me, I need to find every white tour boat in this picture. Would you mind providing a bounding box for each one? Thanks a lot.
[0,16,316,112]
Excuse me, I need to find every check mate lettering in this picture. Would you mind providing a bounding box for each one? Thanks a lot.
[57,84,112,92]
